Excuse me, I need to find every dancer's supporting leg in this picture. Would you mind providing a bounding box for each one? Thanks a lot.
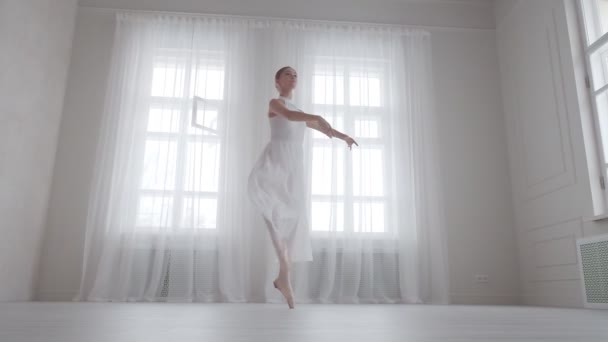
[263,217,294,309]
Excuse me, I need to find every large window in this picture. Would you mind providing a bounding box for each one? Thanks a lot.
[579,1,608,197]
[308,59,389,234]
[136,49,224,231]
[135,52,391,235]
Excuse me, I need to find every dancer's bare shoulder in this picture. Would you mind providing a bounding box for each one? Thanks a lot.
[268,98,287,118]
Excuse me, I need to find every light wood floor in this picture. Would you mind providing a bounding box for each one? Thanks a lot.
[1,302,607,341]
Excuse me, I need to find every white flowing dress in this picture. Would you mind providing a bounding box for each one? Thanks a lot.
[247,96,313,263]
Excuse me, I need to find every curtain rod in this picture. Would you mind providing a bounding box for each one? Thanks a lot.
[78,6,496,33]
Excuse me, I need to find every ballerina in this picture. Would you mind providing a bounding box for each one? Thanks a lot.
[247,66,358,309]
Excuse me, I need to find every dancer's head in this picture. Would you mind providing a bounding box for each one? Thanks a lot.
[275,66,297,93]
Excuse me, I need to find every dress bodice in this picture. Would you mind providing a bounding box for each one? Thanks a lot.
[269,96,306,143]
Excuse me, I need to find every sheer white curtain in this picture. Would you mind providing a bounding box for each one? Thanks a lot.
[74,12,449,304]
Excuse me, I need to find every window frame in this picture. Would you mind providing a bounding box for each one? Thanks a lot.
[576,0,608,208]
[307,57,394,237]
[136,48,226,232]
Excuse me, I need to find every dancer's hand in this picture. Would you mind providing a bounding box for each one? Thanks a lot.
[315,116,334,138]
[345,136,358,150]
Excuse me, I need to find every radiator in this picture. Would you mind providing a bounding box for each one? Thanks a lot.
[577,234,608,309]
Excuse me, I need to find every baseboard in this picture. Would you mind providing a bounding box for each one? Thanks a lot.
[449,293,523,305]
[521,294,584,308]
[36,291,78,302]
[39,291,527,306]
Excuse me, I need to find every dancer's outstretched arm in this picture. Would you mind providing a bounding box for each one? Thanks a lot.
[269,99,333,137]
[329,127,359,150]
[306,120,333,139]
[306,121,359,150]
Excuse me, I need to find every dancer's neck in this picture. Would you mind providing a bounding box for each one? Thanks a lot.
[279,92,293,99]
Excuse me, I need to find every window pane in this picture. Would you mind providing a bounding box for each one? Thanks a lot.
[353,148,384,196]
[191,67,225,100]
[595,91,608,162]
[148,105,181,133]
[590,40,608,92]
[137,196,174,228]
[181,197,217,229]
[354,202,385,233]
[141,140,178,190]
[311,145,344,195]
[313,73,345,105]
[184,141,221,192]
[311,201,344,231]
[350,74,381,107]
[189,105,219,135]
[355,118,380,138]
[581,0,608,45]
[151,58,186,97]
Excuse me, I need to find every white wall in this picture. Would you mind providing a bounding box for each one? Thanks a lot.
[0,0,78,301]
[37,0,521,304]
[433,29,520,305]
[495,0,608,308]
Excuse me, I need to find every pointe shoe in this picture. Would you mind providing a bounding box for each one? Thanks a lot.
[273,279,295,309]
